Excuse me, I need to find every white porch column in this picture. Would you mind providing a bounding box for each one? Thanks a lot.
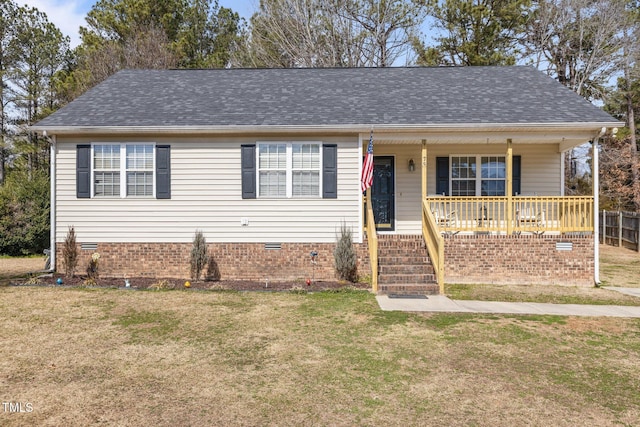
[421,139,427,201]
[506,139,513,234]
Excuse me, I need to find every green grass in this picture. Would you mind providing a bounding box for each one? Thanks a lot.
[113,310,180,343]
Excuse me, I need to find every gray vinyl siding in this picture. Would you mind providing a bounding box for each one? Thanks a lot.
[55,136,361,244]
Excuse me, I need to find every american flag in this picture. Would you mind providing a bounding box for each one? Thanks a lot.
[360,131,374,192]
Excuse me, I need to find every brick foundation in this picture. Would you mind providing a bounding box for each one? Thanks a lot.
[55,235,594,286]
[443,234,595,286]
[56,242,371,282]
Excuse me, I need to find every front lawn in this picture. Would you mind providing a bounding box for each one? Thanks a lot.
[1,287,639,426]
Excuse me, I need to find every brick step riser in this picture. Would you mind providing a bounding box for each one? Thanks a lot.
[378,234,424,238]
[379,265,435,275]
[378,239,425,244]
[378,252,431,264]
[378,243,426,249]
[378,274,436,284]
[378,256,431,264]
[378,247,427,252]
[377,237,425,243]
[378,284,440,296]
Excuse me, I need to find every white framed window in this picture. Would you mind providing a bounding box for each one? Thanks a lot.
[450,155,506,196]
[480,156,506,196]
[94,144,121,197]
[126,145,154,196]
[257,142,321,198]
[92,143,155,198]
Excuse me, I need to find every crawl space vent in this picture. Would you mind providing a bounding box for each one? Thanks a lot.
[556,242,573,251]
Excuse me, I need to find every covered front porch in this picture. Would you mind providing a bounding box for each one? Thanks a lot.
[362,133,601,294]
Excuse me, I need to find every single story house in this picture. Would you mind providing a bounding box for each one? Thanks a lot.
[32,66,621,293]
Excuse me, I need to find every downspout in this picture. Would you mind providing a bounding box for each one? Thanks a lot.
[593,128,605,285]
[593,127,619,286]
[49,133,56,272]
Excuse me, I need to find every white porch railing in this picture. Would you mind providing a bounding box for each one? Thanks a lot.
[427,196,594,234]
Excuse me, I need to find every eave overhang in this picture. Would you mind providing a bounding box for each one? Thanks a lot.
[31,121,623,150]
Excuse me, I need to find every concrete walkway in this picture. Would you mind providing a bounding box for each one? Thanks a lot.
[603,287,640,298]
[376,292,640,318]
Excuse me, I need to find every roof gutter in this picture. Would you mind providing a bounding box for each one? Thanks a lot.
[30,121,624,136]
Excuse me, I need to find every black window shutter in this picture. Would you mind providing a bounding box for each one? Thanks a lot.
[156,145,171,199]
[77,144,91,198]
[241,145,256,199]
[436,157,449,196]
[322,144,337,198]
[512,155,521,196]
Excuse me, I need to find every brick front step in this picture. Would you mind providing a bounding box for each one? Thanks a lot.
[379,273,436,284]
[376,234,438,295]
[378,283,440,296]
[378,264,435,275]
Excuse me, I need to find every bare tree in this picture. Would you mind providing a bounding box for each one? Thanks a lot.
[237,0,425,67]
[620,5,640,210]
[0,0,19,185]
[600,135,640,210]
[122,24,179,69]
[524,0,627,101]
[72,24,179,100]
[245,0,334,67]
[334,0,426,67]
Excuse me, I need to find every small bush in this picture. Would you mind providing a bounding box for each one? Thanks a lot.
[62,226,78,278]
[149,280,175,291]
[190,230,208,281]
[86,252,100,281]
[334,223,358,283]
[82,278,97,287]
[24,276,41,285]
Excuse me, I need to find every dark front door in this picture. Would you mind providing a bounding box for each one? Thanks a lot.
[371,156,395,231]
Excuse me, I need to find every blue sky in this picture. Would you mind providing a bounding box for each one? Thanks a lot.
[19,0,257,48]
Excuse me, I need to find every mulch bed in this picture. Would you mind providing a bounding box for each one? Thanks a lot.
[15,273,371,292]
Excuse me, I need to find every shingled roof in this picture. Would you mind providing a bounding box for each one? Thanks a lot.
[33,66,618,130]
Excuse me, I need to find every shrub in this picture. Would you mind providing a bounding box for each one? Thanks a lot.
[62,226,78,278]
[190,230,208,281]
[24,276,41,285]
[334,222,358,283]
[86,252,100,281]
[82,278,97,287]
[149,280,175,290]
[0,170,50,255]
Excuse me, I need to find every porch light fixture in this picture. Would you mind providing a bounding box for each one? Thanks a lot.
[408,158,415,172]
